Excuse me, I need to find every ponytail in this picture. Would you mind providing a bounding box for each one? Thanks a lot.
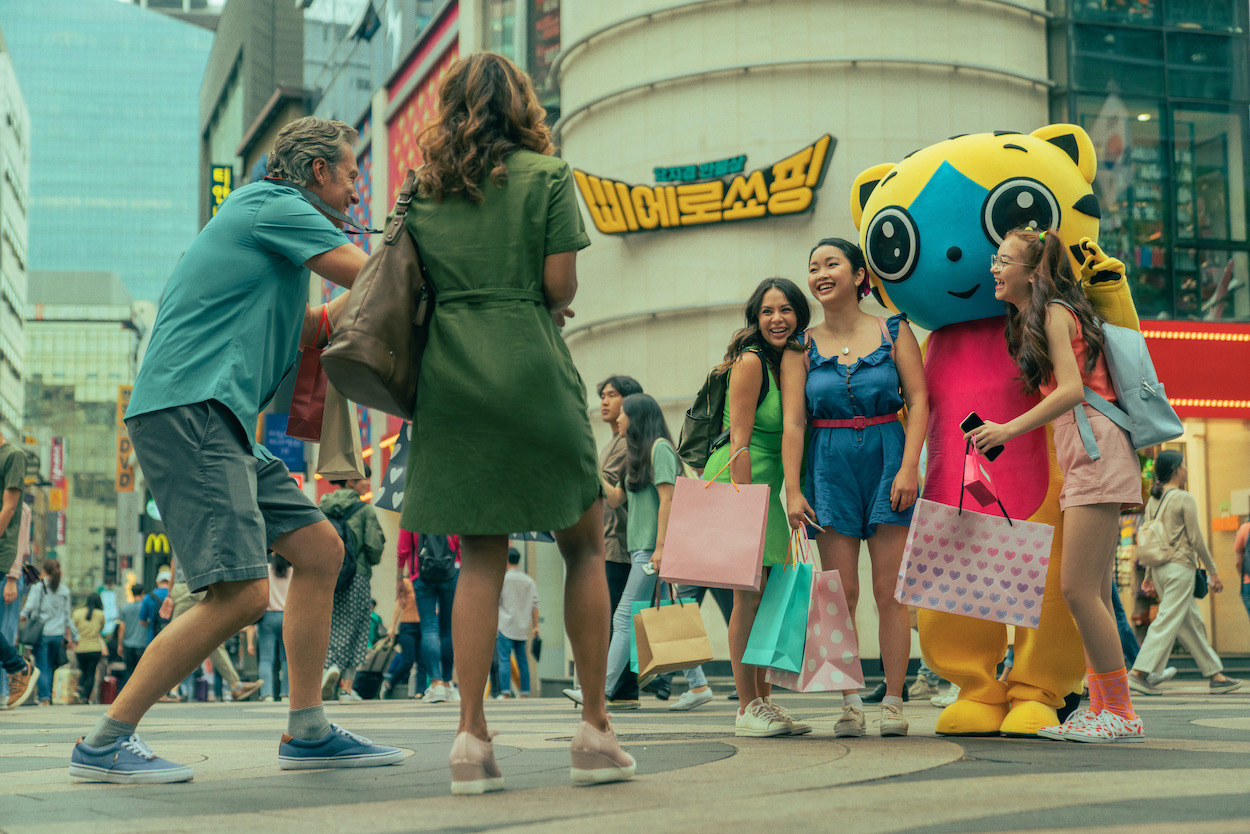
[1151,449,1184,498]
[44,558,61,592]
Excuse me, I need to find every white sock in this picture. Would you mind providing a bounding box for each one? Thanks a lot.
[843,693,863,710]
[882,695,903,708]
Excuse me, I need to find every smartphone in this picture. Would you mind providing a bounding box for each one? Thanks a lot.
[641,562,657,576]
[960,411,1004,462]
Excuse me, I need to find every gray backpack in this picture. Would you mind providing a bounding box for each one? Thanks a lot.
[1054,302,1182,460]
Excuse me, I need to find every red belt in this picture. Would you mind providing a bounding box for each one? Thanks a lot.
[810,414,898,430]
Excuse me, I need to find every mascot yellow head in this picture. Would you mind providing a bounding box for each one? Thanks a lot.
[851,125,1101,332]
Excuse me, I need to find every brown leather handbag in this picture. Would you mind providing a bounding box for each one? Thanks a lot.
[321,170,431,420]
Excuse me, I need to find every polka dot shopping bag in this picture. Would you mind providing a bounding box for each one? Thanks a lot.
[764,529,865,692]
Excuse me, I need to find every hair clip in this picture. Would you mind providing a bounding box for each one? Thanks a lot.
[1037,230,1046,242]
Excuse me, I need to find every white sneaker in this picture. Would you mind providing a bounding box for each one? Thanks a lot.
[1038,708,1099,740]
[320,665,340,700]
[668,688,714,711]
[734,698,788,737]
[908,677,940,700]
[448,685,461,702]
[1146,666,1178,688]
[338,689,364,703]
[561,687,584,706]
[424,684,448,703]
[834,705,866,738]
[931,683,960,708]
[761,700,811,735]
[880,703,909,736]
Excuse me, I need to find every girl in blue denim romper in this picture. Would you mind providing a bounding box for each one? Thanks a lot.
[782,238,928,739]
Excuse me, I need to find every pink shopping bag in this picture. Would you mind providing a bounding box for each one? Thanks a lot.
[895,481,1054,630]
[766,555,864,692]
[661,448,769,592]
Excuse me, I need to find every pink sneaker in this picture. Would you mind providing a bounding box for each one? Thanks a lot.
[449,731,504,795]
[1061,711,1145,743]
[570,721,636,785]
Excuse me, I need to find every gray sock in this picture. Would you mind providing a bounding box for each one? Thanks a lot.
[287,705,333,741]
[84,714,138,748]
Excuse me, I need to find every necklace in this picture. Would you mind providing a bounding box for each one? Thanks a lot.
[824,320,859,356]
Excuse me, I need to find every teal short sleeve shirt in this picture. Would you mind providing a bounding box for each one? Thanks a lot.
[625,440,680,552]
[126,182,348,455]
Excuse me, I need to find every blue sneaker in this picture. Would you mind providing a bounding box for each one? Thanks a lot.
[69,734,194,784]
[278,724,404,770]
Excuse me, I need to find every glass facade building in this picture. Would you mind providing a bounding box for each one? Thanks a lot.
[1,0,212,303]
[0,30,29,441]
[1049,1,1250,322]
[26,271,137,595]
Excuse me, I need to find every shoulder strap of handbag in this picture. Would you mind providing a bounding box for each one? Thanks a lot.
[261,175,382,234]
[1152,488,1191,554]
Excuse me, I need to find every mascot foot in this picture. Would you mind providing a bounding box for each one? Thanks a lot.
[999,700,1060,738]
[934,699,1008,736]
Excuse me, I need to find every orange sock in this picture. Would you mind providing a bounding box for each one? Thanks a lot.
[1086,668,1104,714]
[1090,668,1135,720]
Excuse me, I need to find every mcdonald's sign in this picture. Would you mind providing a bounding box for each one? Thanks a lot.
[144,533,170,555]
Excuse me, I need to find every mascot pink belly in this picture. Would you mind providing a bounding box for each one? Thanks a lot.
[919,318,1081,736]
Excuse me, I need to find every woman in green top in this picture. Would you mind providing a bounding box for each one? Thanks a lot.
[702,279,812,737]
[399,52,633,794]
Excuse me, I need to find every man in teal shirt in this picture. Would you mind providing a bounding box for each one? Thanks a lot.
[71,117,402,784]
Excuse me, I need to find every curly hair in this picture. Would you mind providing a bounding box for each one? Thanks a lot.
[416,52,554,202]
[1003,227,1105,394]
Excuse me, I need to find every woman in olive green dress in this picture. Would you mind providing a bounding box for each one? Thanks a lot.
[401,52,634,794]
[702,278,811,735]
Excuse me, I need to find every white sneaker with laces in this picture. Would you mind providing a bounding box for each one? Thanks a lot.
[424,684,449,703]
[761,700,811,735]
[880,703,908,736]
[1060,710,1145,743]
[834,705,866,738]
[930,683,960,708]
[668,688,713,711]
[734,698,788,737]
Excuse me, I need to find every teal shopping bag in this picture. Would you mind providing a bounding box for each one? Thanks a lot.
[742,530,813,672]
[630,589,698,673]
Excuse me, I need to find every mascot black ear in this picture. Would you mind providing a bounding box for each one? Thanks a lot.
[850,163,896,230]
[1031,124,1096,185]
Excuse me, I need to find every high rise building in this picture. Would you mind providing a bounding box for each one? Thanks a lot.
[0,27,29,441]
[124,0,225,32]
[26,271,139,595]
[2,0,212,303]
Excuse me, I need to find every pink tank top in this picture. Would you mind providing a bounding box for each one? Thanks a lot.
[1039,305,1115,402]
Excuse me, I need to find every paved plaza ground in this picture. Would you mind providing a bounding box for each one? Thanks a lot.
[2,677,1248,833]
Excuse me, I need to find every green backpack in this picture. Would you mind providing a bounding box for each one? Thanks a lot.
[677,353,770,470]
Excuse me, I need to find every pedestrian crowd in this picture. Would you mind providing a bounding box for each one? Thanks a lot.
[2,51,1247,798]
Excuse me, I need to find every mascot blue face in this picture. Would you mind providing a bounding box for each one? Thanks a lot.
[851,125,1102,332]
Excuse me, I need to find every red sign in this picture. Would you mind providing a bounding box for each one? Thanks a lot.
[50,437,64,485]
[1145,321,1250,419]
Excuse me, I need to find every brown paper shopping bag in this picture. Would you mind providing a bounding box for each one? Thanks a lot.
[633,583,714,680]
[316,383,366,481]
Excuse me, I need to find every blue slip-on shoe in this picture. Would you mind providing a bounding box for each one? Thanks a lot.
[278,724,405,770]
[69,734,194,784]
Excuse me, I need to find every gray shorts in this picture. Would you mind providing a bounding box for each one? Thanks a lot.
[127,400,324,593]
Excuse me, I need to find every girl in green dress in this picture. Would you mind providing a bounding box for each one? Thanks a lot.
[702,278,812,736]
[401,52,633,794]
